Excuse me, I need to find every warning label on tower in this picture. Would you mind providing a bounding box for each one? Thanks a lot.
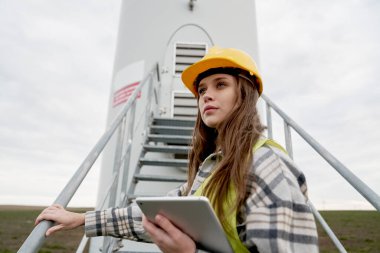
[113,81,141,107]
[112,60,144,107]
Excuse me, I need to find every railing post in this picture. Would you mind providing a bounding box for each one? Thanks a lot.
[284,121,293,159]
[108,116,126,207]
[154,62,161,107]
[102,116,127,253]
[98,173,118,209]
[119,100,137,205]
[145,75,154,129]
[308,201,348,253]
[265,102,273,139]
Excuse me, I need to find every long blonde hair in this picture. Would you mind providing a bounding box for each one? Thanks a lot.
[186,74,265,232]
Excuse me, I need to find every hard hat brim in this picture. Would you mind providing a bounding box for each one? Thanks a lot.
[181,57,262,96]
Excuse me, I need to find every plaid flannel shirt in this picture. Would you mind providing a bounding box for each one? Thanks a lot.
[85,144,319,253]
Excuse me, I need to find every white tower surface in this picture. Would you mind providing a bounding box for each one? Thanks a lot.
[91,0,261,251]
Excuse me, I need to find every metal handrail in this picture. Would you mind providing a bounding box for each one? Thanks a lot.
[18,66,158,253]
[261,94,380,211]
[261,93,380,253]
[308,201,347,253]
[78,69,159,253]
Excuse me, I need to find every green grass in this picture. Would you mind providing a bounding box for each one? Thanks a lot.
[0,206,90,253]
[317,210,380,253]
[0,206,379,252]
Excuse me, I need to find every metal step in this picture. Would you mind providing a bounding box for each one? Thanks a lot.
[152,117,195,127]
[148,134,191,145]
[140,158,188,167]
[134,174,187,182]
[150,125,193,136]
[143,144,190,154]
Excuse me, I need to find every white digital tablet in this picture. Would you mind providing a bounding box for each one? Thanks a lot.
[136,196,233,253]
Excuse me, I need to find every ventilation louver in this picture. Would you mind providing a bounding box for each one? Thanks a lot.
[175,43,206,75]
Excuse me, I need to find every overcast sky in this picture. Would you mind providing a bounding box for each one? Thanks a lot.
[0,0,379,210]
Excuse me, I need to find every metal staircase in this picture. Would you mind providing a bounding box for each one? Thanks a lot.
[99,116,195,253]
[126,117,194,202]
[108,117,195,253]
[18,65,380,253]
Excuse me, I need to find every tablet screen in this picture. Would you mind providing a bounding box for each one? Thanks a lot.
[136,196,233,253]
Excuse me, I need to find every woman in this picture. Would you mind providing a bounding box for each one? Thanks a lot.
[36,46,319,253]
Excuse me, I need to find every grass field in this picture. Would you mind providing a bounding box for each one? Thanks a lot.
[0,206,379,253]
[316,210,380,253]
[0,206,90,253]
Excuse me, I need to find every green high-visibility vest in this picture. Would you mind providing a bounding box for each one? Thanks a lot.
[194,139,286,253]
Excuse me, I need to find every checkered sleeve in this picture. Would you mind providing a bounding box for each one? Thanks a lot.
[84,204,151,241]
[84,183,188,240]
[244,146,319,253]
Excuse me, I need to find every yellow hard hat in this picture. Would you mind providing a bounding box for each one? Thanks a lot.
[181,46,263,96]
